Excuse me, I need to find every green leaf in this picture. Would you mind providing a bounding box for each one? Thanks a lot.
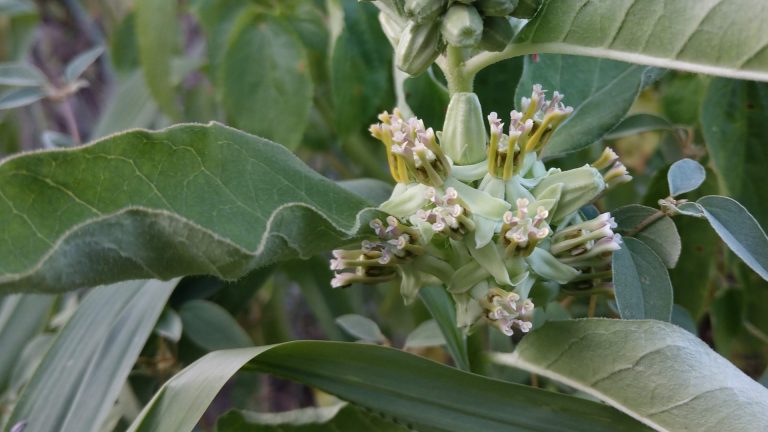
[331,0,393,137]
[0,62,45,86]
[179,299,252,351]
[613,204,681,269]
[604,113,674,140]
[612,237,673,321]
[64,46,104,83]
[0,294,53,391]
[219,14,313,150]
[135,0,179,119]
[337,178,394,206]
[670,216,718,320]
[127,341,648,432]
[404,319,445,349]
[696,195,768,282]
[494,319,768,432]
[516,54,660,158]
[404,67,450,130]
[6,279,177,432]
[702,78,768,226]
[91,70,159,139]
[155,308,182,342]
[0,122,376,294]
[512,0,768,82]
[335,314,387,343]
[667,158,706,197]
[217,403,409,431]
[0,87,44,110]
[419,285,470,371]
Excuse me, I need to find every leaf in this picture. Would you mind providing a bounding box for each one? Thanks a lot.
[135,0,179,118]
[419,285,470,371]
[404,67,450,130]
[667,158,706,197]
[604,113,674,140]
[127,341,648,432]
[331,0,393,137]
[0,87,44,110]
[696,195,768,282]
[219,14,313,150]
[613,204,681,268]
[0,294,53,391]
[670,214,718,320]
[516,54,661,158]
[217,403,409,431]
[40,130,74,149]
[512,0,768,82]
[91,70,159,139]
[0,122,377,294]
[0,62,45,86]
[179,299,252,350]
[335,314,387,343]
[6,279,177,432]
[64,46,104,83]
[612,237,673,321]
[494,319,768,432]
[155,308,182,342]
[404,319,446,349]
[337,178,394,206]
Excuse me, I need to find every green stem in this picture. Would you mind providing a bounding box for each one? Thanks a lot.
[464,42,534,77]
[443,46,475,94]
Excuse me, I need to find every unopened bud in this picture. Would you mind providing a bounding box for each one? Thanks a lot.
[441,4,484,48]
[441,92,488,165]
[478,16,516,52]
[532,166,606,224]
[476,0,519,17]
[378,11,406,48]
[404,0,447,23]
[396,20,442,76]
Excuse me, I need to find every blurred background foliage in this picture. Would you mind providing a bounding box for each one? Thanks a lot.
[1,0,767,430]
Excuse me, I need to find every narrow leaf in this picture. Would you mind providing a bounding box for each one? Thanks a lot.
[494,319,768,432]
[419,285,471,371]
[604,113,674,140]
[335,314,387,343]
[612,237,673,321]
[0,63,45,87]
[0,294,53,391]
[135,0,179,118]
[179,299,252,350]
[64,46,104,83]
[0,87,44,110]
[668,158,706,197]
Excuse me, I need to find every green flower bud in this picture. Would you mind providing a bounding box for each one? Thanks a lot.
[510,0,542,19]
[396,20,442,76]
[478,16,515,52]
[441,92,488,165]
[404,0,447,23]
[531,166,606,224]
[476,0,518,17]
[441,4,483,48]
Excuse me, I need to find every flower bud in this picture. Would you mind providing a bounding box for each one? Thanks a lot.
[476,0,519,17]
[404,0,447,23]
[441,4,483,48]
[441,92,488,165]
[510,0,542,19]
[378,11,406,48]
[478,16,516,52]
[396,20,442,76]
[532,166,606,224]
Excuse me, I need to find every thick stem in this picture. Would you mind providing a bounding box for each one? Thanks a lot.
[443,46,475,94]
[464,43,534,77]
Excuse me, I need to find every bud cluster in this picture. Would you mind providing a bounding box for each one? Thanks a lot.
[332,84,632,336]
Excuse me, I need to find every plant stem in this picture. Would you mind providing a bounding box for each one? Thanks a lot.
[588,295,597,318]
[464,43,534,77]
[444,46,474,94]
[61,98,82,145]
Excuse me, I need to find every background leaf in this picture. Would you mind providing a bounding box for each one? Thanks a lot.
[612,237,673,321]
[419,286,470,371]
[179,299,252,351]
[0,123,377,294]
[135,0,179,118]
[0,63,45,86]
[0,294,53,392]
[494,319,768,432]
[0,87,44,110]
[404,319,445,349]
[335,314,387,344]
[63,46,104,83]
[667,158,706,197]
[217,403,409,431]
[604,113,674,140]
[613,204,681,269]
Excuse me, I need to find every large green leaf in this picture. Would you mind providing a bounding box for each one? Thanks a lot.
[506,0,768,82]
[5,279,177,432]
[217,403,409,431]
[612,237,673,321]
[219,14,313,149]
[516,55,659,158]
[135,0,179,119]
[494,319,768,432]
[0,294,53,391]
[127,341,648,432]
[0,122,376,294]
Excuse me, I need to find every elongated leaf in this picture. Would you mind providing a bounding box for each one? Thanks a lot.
[419,286,470,371]
[516,55,660,158]
[697,195,768,281]
[613,204,680,269]
[0,122,376,294]
[604,113,674,140]
[494,319,768,432]
[217,403,408,431]
[612,237,673,321]
[219,14,312,149]
[0,294,53,391]
[667,158,706,197]
[91,70,159,139]
[335,314,387,343]
[6,279,177,432]
[128,341,648,432]
[0,87,44,110]
[135,0,179,118]
[404,319,445,349]
[0,63,45,86]
[511,0,768,82]
[64,46,104,83]
[179,299,252,350]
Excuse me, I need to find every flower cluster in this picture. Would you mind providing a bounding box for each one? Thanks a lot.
[331,85,631,336]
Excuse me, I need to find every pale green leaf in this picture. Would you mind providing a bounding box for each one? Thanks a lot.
[0,87,44,110]
[337,178,393,206]
[510,0,768,82]
[0,122,377,294]
[91,70,159,139]
[516,55,660,158]
[612,237,673,321]
[127,341,648,432]
[135,0,179,118]
[0,294,53,391]
[494,319,768,432]
[6,279,177,432]
[179,299,251,350]
[404,319,445,349]
[613,204,681,268]
[64,46,104,83]
[217,403,409,431]
[0,63,45,87]
[335,314,387,343]
[604,113,674,140]
[154,308,182,342]
[668,158,706,197]
[697,195,768,281]
[419,285,470,371]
